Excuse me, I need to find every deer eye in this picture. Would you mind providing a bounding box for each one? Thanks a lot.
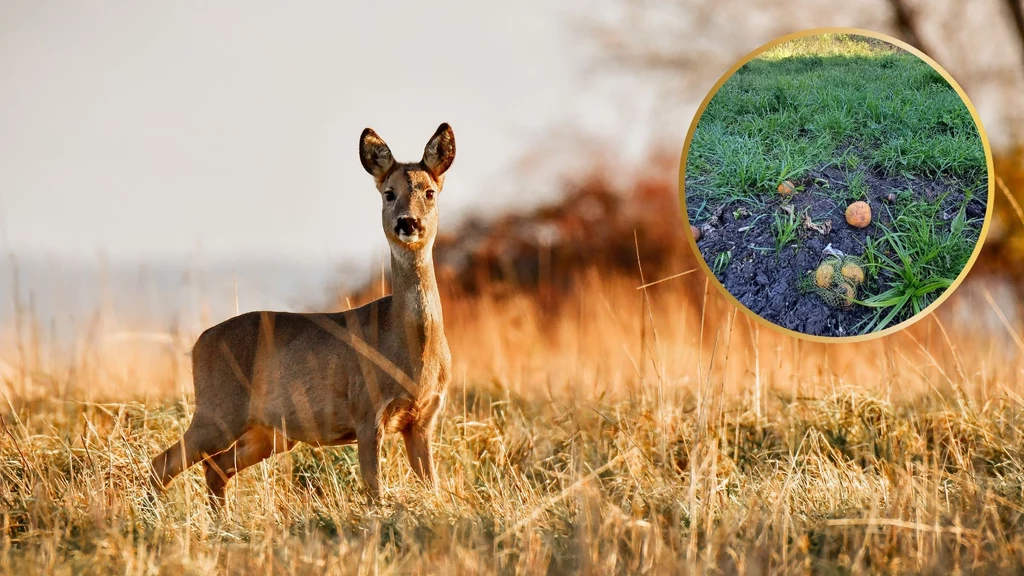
[425,190,435,201]
[384,190,396,202]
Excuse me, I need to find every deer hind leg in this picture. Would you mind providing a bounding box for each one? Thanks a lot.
[357,422,384,500]
[203,426,292,508]
[149,411,244,491]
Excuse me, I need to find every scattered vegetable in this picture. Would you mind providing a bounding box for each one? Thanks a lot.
[815,262,835,288]
[841,262,865,285]
[845,201,872,228]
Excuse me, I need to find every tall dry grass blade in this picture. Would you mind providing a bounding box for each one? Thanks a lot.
[717,309,738,431]
[634,231,666,417]
[754,323,761,420]
[904,325,973,415]
[0,414,32,489]
[982,287,1024,355]
[635,268,699,290]
[931,316,967,382]
[996,174,1024,226]
[826,517,977,536]
[7,255,25,397]
[697,278,709,399]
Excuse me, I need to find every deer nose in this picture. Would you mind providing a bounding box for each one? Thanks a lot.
[395,216,422,236]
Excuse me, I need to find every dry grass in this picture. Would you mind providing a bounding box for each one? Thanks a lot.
[2,252,1024,574]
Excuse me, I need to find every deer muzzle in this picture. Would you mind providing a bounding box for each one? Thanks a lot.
[394,216,423,242]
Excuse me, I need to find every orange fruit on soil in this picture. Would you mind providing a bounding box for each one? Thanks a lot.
[845,201,871,228]
[777,181,796,196]
[691,224,702,242]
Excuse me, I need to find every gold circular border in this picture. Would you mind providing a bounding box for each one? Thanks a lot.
[678,27,996,343]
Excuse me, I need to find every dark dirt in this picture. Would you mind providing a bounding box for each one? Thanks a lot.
[690,166,987,337]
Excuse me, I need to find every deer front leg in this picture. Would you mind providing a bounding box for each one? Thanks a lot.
[356,422,383,500]
[402,392,444,489]
[401,423,436,489]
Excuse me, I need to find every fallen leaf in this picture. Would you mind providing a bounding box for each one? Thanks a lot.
[802,213,832,236]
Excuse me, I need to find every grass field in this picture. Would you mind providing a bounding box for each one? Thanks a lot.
[685,34,988,336]
[3,259,1024,573]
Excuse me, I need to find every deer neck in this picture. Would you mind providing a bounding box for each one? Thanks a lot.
[389,245,444,342]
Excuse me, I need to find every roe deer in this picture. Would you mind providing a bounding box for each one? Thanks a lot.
[149,123,455,506]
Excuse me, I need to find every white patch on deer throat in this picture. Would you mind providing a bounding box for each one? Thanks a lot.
[397,231,420,244]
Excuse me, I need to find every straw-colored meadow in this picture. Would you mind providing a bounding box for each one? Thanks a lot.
[3,160,1024,575]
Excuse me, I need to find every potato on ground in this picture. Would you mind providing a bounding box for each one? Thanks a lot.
[815,262,835,288]
[837,282,856,307]
[841,262,865,285]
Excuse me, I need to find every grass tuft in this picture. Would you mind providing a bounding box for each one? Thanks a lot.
[857,192,980,331]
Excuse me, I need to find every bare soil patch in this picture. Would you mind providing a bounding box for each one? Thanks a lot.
[694,166,986,337]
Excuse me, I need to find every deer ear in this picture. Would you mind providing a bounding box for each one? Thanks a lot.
[359,128,395,183]
[422,123,455,178]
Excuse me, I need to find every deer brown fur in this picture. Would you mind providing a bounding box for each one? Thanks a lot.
[149,124,455,506]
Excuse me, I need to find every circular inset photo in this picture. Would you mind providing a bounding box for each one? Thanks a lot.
[681,30,993,340]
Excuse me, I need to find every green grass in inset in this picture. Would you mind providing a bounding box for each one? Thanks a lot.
[843,170,867,203]
[686,34,986,219]
[772,208,800,254]
[856,190,981,331]
[713,250,732,274]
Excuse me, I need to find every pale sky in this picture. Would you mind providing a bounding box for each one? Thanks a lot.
[4,2,1015,269]
[0,1,638,265]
